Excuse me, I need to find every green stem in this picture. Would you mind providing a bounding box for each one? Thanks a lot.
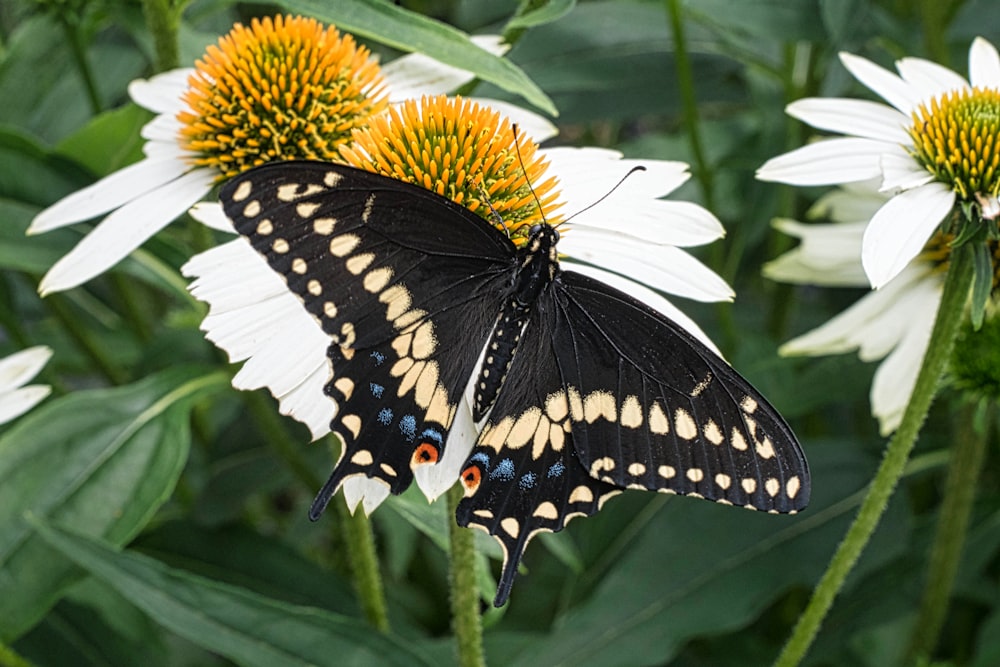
[333,493,390,632]
[110,274,153,342]
[315,435,389,632]
[904,399,991,663]
[773,243,975,667]
[447,484,485,667]
[0,643,35,667]
[59,16,102,115]
[140,0,181,72]
[244,390,322,489]
[664,0,715,216]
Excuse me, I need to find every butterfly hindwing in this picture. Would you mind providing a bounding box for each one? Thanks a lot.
[220,162,517,512]
[550,271,809,512]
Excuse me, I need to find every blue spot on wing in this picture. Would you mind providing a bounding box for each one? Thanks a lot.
[470,452,491,467]
[547,460,566,478]
[370,383,384,398]
[370,351,386,366]
[399,415,417,441]
[421,428,443,444]
[377,408,393,425]
[490,458,515,481]
[518,472,537,490]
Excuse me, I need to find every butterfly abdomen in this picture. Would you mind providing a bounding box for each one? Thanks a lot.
[473,225,561,422]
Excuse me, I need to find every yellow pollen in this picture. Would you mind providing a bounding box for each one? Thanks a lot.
[909,86,1000,201]
[339,95,562,243]
[919,228,1000,289]
[177,15,388,180]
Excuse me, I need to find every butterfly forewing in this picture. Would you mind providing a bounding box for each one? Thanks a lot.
[220,162,517,513]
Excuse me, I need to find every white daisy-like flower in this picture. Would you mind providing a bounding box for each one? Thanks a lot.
[183,96,730,514]
[765,183,944,435]
[28,14,541,295]
[758,37,1000,289]
[0,346,53,425]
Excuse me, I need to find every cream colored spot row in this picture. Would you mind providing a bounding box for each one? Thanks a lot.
[741,477,757,494]
[243,200,261,217]
[715,473,732,489]
[307,279,322,296]
[674,408,698,440]
[533,502,558,520]
[340,321,356,347]
[323,301,338,319]
[351,449,373,465]
[620,395,643,428]
[756,438,776,459]
[690,373,712,397]
[569,485,594,504]
[232,180,252,201]
[501,517,520,538]
[271,238,289,254]
[341,414,362,439]
[590,456,616,475]
[627,462,646,476]
[323,171,342,187]
[741,395,759,414]
[380,285,412,321]
[296,202,320,218]
[278,182,325,201]
[364,267,394,293]
[380,463,397,477]
[786,475,802,499]
[346,253,375,275]
[649,403,670,435]
[731,427,748,451]
[686,467,704,483]
[545,390,569,422]
[703,419,724,445]
[256,219,273,235]
[292,258,307,274]
[765,477,781,497]
[658,465,676,479]
[313,217,336,235]
[330,234,360,257]
[584,391,617,423]
[334,377,354,400]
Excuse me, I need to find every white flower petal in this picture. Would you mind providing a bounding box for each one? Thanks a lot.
[29,158,190,233]
[128,68,193,114]
[880,148,935,192]
[969,37,1000,88]
[189,202,236,233]
[764,220,868,287]
[560,231,734,302]
[808,179,887,221]
[757,137,890,185]
[569,199,723,248]
[141,114,183,144]
[869,280,940,435]
[0,346,53,391]
[382,35,508,100]
[39,169,214,294]
[470,97,557,143]
[786,98,910,143]
[414,396,476,501]
[862,182,954,288]
[342,476,391,516]
[545,147,690,201]
[562,262,722,356]
[896,57,970,104]
[839,52,921,113]
[0,386,52,425]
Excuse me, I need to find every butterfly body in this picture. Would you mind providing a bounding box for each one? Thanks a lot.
[219,161,810,607]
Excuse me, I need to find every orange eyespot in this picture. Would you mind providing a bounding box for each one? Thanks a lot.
[461,464,482,495]
[412,442,440,466]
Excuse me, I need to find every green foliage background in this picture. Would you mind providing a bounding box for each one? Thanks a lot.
[1,0,999,665]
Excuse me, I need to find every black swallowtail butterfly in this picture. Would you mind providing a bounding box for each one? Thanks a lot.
[219,161,810,606]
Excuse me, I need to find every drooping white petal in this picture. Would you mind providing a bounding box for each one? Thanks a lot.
[896,57,970,104]
[342,476,391,516]
[544,147,690,202]
[839,52,921,113]
[969,37,1000,88]
[569,199,723,248]
[189,202,236,233]
[0,346,53,391]
[880,148,934,192]
[786,98,910,143]
[869,278,940,435]
[764,220,868,287]
[182,239,336,440]
[470,97,557,143]
[862,182,955,288]
[562,262,722,356]
[413,396,476,501]
[381,35,509,100]
[128,68,193,114]
[0,386,52,425]
[29,157,190,233]
[141,113,184,144]
[756,137,890,185]
[808,179,887,222]
[559,231,734,303]
[39,169,215,294]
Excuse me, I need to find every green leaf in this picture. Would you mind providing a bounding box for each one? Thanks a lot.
[0,367,228,641]
[276,0,557,115]
[55,104,151,177]
[32,520,438,667]
[507,0,577,30]
[970,241,992,330]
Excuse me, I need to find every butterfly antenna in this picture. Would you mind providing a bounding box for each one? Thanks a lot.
[477,182,510,237]
[555,165,647,230]
[511,124,549,226]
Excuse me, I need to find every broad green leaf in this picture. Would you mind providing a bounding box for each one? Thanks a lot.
[507,0,577,29]
[488,443,909,666]
[33,521,438,667]
[0,368,228,641]
[276,0,557,115]
[55,104,151,177]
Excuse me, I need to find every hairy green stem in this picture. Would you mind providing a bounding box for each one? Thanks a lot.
[0,643,35,667]
[333,492,391,632]
[140,0,181,71]
[773,243,975,667]
[447,484,485,667]
[904,399,991,662]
